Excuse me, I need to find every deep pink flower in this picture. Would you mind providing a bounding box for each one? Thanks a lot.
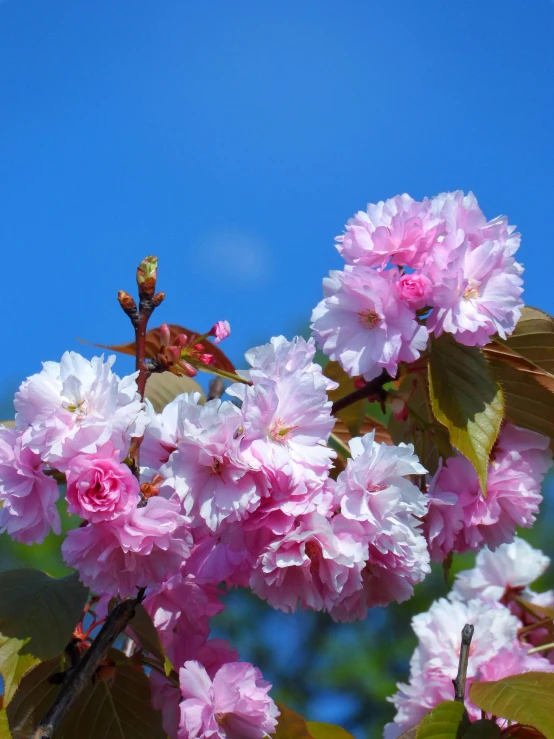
[65,448,140,523]
[336,195,441,270]
[310,266,428,381]
[211,321,231,344]
[62,497,192,596]
[0,427,61,544]
[15,352,147,470]
[396,273,432,309]
[178,660,279,739]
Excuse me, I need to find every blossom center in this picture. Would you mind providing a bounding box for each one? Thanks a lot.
[305,540,321,566]
[463,280,480,300]
[358,309,382,329]
[215,713,230,727]
[268,418,296,443]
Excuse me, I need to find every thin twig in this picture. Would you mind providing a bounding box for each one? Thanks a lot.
[32,593,145,738]
[331,370,391,415]
[453,623,474,702]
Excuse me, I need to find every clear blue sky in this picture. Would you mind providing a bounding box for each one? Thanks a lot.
[1,0,553,409]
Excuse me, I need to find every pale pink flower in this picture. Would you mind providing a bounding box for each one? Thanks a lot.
[238,335,338,392]
[250,512,367,617]
[476,646,553,684]
[423,191,523,346]
[15,352,147,470]
[0,427,61,544]
[161,398,266,533]
[178,660,279,739]
[333,432,430,612]
[396,273,432,309]
[211,320,231,344]
[451,537,551,603]
[229,371,336,483]
[385,597,528,736]
[336,194,441,270]
[141,392,204,470]
[310,266,428,381]
[65,448,140,523]
[425,425,552,560]
[62,497,192,596]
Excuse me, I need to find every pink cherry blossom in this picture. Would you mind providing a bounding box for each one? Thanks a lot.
[15,352,147,471]
[0,427,61,544]
[423,191,523,346]
[336,194,441,270]
[310,266,428,381]
[65,448,140,523]
[451,537,551,603]
[229,370,336,483]
[332,432,430,613]
[141,392,204,470]
[238,335,338,391]
[249,512,367,617]
[178,660,279,739]
[211,320,231,344]
[62,497,192,596]
[385,597,535,736]
[425,425,552,561]
[161,398,266,533]
[395,273,432,309]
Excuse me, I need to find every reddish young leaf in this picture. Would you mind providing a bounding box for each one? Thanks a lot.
[80,324,236,373]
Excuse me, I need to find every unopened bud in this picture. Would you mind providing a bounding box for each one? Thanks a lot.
[178,360,198,377]
[166,346,181,363]
[136,256,158,297]
[198,353,215,365]
[194,343,205,352]
[160,323,171,347]
[175,333,189,348]
[353,377,367,389]
[118,290,138,318]
[151,291,165,307]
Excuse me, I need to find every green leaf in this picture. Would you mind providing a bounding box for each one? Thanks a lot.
[126,604,173,675]
[469,672,554,738]
[145,372,205,412]
[0,636,39,707]
[274,703,314,739]
[492,306,554,377]
[484,348,554,451]
[0,570,88,661]
[397,728,419,739]
[428,334,504,492]
[0,709,11,739]
[56,650,166,739]
[416,700,469,739]
[462,719,501,738]
[306,722,356,739]
[6,657,63,737]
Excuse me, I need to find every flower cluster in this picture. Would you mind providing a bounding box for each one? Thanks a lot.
[311,191,524,381]
[385,537,554,737]
[0,337,436,738]
[424,423,552,562]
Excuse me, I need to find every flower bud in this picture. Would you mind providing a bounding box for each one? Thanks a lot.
[160,323,171,347]
[210,320,231,344]
[198,353,215,365]
[136,256,158,297]
[178,360,198,377]
[194,343,205,352]
[117,291,138,319]
[175,333,189,347]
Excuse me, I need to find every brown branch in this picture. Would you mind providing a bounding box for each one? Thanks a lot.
[331,370,391,415]
[33,593,145,738]
[34,257,164,738]
[453,623,474,702]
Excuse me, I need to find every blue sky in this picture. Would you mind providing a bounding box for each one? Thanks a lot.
[1,0,553,408]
